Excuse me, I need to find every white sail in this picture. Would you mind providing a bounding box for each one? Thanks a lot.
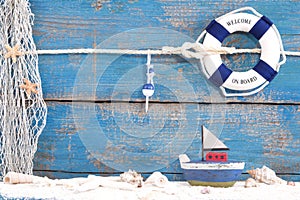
[202,126,229,151]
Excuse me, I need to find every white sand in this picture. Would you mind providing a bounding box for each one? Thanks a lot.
[0,179,299,200]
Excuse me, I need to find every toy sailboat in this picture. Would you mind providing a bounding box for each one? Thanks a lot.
[179,125,245,187]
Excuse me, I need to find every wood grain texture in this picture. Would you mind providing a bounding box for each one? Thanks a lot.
[33,102,300,181]
[23,0,300,181]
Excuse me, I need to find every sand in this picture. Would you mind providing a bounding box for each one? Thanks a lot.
[0,177,299,200]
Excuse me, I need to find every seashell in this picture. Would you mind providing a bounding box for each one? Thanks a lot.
[120,169,143,187]
[247,169,256,178]
[247,166,286,185]
[200,187,210,194]
[4,172,60,186]
[287,181,295,186]
[145,172,169,188]
[4,172,34,184]
[244,178,257,188]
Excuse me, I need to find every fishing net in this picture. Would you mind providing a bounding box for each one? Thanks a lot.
[0,0,47,179]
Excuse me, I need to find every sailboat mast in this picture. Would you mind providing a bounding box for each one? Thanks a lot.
[201,125,204,161]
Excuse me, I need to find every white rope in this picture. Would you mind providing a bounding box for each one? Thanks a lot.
[33,46,300,57]
[36,49,167,55]
[28,7,291,59]
[1,42,300,58]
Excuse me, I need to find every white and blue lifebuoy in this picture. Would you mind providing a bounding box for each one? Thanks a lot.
[197,7,286,97]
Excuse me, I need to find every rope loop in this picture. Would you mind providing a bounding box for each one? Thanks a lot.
[165,42,238,59]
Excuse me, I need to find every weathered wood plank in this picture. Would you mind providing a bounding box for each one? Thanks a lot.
[38,49,300,103]
[34,29,300,103]
[30,0,300,50]
[33,102,300,181]
[28,0,300,102]
[25,0,300,182]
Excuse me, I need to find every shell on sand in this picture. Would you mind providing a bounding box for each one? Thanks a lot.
[120,170,143,187]
[244,178,257,188]
[4,172,34,184]
[200,187,210,194]
[247,166,286,185]
[144,172,169,188]
[287,181,296,186]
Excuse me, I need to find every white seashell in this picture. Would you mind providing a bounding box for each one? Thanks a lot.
[4,172,34,184]
[287,181,296,186]
[120,169,143,187]
[200,187,210,194]
[247,166,286,185]
[144,172,169,188]
[244,178,257,188]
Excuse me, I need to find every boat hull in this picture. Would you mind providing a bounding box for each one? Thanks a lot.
[187,180,236,187]
[182,167,244,187]
[179,154,245,187]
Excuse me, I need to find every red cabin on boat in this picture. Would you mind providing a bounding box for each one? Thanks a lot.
[206,152,228,162]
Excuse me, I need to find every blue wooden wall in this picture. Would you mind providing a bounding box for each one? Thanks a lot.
[30,0,300,181]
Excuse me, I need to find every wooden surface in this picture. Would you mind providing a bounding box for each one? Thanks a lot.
[27,0,300,181]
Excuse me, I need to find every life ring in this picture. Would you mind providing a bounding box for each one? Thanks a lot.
[197,7,286,97]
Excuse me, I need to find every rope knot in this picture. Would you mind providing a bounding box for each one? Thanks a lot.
[180,42,206,59]
[162,42,238,59]
[180,42,239,59]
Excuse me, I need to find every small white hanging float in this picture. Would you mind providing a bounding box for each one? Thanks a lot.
[142,51,155,112]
